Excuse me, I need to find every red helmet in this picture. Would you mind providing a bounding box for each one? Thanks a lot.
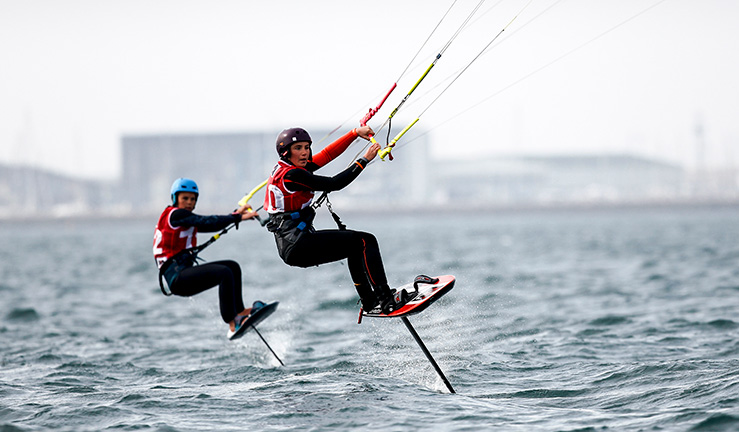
[276,127,312,159]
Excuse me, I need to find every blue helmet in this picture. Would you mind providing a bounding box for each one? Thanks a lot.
[170,178,198,205]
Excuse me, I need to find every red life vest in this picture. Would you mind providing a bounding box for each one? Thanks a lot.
[153,206,197,268]
[264,160,315,214]
[265,129,360,213]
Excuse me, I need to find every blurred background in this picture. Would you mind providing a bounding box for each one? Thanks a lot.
[1,0,737,218]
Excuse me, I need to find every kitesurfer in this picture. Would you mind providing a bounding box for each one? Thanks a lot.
[263,126,401,314]
[153,178,262,338]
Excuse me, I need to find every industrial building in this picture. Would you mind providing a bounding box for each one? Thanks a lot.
[3,128,737,219]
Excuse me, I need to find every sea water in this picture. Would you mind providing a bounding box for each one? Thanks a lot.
[1,206,738,431]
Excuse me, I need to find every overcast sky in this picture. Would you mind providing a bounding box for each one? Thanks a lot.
[1,0,737,179]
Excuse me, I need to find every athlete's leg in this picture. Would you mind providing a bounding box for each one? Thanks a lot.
[353,232,395,311]
[353,232,387,287]
[170,261,246,323]
[211,260,248,321]
[288,229,387,283]
[287,229,391,309]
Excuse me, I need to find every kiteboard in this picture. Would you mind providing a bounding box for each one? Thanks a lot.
[363,275,455,318]
[228,301,278,341]
[361,275,457,392]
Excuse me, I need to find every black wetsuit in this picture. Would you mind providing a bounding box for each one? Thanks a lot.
[167,209,245,323]
[267,158,391,309]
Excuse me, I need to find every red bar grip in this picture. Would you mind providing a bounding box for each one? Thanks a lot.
[359,83,398,126]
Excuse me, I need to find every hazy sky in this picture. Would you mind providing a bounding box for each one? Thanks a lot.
[1,0,737,179]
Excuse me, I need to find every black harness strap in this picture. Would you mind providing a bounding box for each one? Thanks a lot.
[313,191,346,231]
[157,247,199,296]
[325,195,346,231]
[156,223,236,296]
[158,269,172,296]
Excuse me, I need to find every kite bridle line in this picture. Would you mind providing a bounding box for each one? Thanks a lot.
[375,0,534,162]
[391,0,668,157]
[357,0,460,134]
[237,0,528,209]
[235,0,464,209]
[385,0,562,125]
[313,0,491,213]
[367,0,487,161]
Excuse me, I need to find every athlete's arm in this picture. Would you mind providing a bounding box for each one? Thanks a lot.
[310,129,359,168]
[170,209,240,232]
[310,126,373,168]
[285,158,369,192]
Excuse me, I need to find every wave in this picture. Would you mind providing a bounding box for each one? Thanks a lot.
[5,308,39,322]
[689,413,739,431]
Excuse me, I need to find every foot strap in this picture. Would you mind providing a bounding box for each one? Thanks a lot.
[413,275,439,291]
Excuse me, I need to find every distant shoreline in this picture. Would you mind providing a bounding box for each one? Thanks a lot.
[2,198,737,224]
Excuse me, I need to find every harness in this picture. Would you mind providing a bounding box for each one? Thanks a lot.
[317,192,346,231]
[265,206,316,262]
[156,222,238,296]
[265,190,351,262]
[157,248,198,296]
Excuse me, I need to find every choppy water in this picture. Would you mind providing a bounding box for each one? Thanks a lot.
[1,206,738,431]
